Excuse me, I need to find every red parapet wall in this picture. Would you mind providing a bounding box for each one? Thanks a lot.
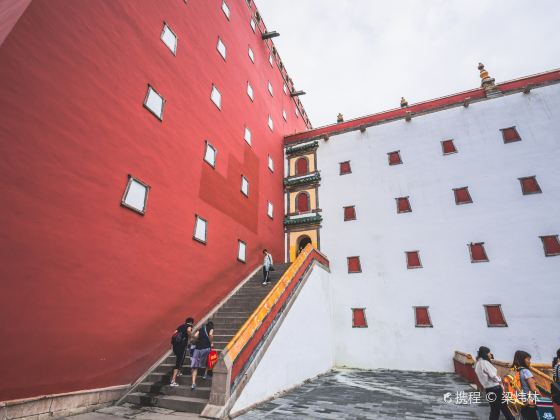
[229,247,329,387]
[0,0,308,401]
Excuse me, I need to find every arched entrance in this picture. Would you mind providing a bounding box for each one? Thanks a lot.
[295,191,310,213]
[297,235,312,256]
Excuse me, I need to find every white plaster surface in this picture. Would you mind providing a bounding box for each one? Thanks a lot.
[231,265,334,414]
[315,84,560,371]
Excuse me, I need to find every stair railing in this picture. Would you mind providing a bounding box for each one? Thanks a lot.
[201,244,329,418]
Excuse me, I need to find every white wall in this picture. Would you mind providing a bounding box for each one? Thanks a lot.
[317,84,560,371]
[231,265,333,415]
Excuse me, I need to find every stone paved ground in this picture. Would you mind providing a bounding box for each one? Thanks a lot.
[69,368,488,419]
[237,368,488,419]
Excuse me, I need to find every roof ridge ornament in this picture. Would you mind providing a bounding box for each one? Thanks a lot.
[337,113,344,123]
[478,62,498,95]
[400,97,408,107]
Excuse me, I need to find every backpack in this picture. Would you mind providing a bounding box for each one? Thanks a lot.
[171,324,189,346]
[502,367,532,414]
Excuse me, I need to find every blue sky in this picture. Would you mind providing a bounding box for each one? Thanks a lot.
[255,0,560,128]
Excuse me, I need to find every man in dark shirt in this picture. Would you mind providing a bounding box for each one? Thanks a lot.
[190,321,214,390]
[170,317,193,387]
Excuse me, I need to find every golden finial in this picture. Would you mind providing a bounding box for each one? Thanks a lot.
[337,113,344,123]
[478,62,496,92]
[400,97,408,107]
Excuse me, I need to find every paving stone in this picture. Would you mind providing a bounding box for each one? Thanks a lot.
[237,368,488,419]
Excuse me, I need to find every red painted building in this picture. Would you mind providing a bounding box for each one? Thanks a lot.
[0,0,309,401]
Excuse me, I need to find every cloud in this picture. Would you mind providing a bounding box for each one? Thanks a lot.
[255,0,560,127]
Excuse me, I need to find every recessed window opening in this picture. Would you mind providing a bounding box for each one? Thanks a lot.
[388,151,402,165]
[339,161,351,175]
[343,206,356,221]
[238,240,246,262]
[216,37,226,59]
[143,85,165,121]
[268,155,274,172]
[248,47,254,62]
[347,256,362,273]
[541,235,560,257]
[484,305,507,327]
[193,215,208,243]
[406,251,422,269]
[222,0,230,19]
[519,176,542,195]
[295,157,309,175]
[295,191,310,213]
[469,242,489,262]
[244,127,252,145]
[160,23,178,55]
[268,115,273,131]
[414,307,432,327]
[247,82,254,101]
[203,141,217,167]
[453,187,472,205]
[211,84,222,109]
[352,308,368,328]
[501,127,521,143]
[241,176,249,196]
[121,175,150,215]
[267,202,273,218]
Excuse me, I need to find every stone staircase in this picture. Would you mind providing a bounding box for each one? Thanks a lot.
[123,263,291,415]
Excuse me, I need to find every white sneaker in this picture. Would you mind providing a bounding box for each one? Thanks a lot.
[177,371,183,376]
[170,381,179,387]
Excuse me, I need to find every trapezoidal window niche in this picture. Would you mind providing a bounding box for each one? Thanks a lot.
[268,155,274,172]
[268,81,273,96]
[121,175,150,215]
[221,0,230,20]
[453,187,472,205]
[396,197,412,213]
[540,235,560,257]
[143,85,165,121]
[343,205,356,221]
[500,126,521,144]
[193,215,208,244]
[248,46,254,63]
[269,53,274,66]
[240,176,249,197]
[339,161,351,175]
[352,308,368,328]
[406,251,422,269]
[250,18,256,32]
[160,23,178,55]
[237,240,246,263]
[469,242,489,262]
[347,256,362,273]
[210,84,222,109]
[414,307,433,327]
[295,191,310,213]
[441,139,457,155]
[388,151,402,166]
[267,201,273,219]
[268,115,274,131]
[484,304,507,327]
[519,176,542,195]
[203,141,217,167]
[283,110,287,121]
[216,37,226,60]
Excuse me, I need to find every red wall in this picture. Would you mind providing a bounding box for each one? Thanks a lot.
[0,0,308,401]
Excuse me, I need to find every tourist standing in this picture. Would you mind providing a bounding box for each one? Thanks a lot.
[512,350,540,420]
[190,321,214,390]
[262,249,273,285]
[474,346,514,420]
[170,317,194,387]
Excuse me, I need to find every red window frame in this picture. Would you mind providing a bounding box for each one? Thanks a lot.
[453,187,472,205]
[388,151,402,166]
[396,197,412,213]
[469,242,489,262]
[339,161,352,175]
[540,235,560,257]
[347,256,362,273]
[352,308,367,328]
[343,206,356,221]
[484,305,507,327]
[500,127,521,144]
[406,251,422,269]
[414,307,432,327]
[518,176,542,195]
[441,139,457,155]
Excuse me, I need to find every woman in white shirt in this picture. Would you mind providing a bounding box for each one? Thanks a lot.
[474,346,514,420]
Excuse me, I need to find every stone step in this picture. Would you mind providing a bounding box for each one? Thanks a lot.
[124,392,207,413]
[137,382,211,399]
[148,372,213,387]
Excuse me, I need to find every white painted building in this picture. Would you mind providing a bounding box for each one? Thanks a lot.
[283,70,560,372]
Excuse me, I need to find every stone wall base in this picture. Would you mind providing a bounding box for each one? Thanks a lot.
[0,385,129,420]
